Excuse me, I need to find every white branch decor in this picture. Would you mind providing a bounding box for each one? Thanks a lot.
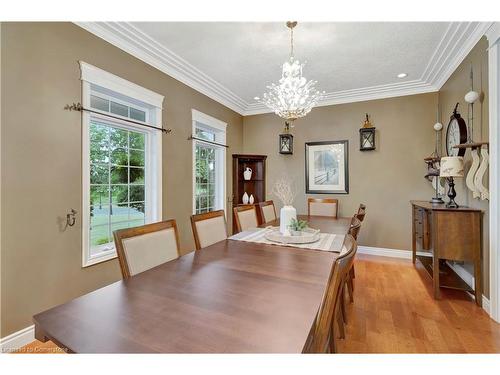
[272,175,297,206]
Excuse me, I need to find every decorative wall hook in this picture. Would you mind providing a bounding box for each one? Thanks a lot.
[66,209,77,227]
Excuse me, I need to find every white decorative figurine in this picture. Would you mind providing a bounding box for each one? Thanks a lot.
[249,194,254,204]
[242,192,249,204]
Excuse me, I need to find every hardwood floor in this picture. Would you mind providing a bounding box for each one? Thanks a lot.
[14,339,65,354]
[337,254,500,353]
[17,254,500,353]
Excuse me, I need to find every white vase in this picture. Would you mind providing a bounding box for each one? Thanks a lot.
[243,167,252,180]
[279,205,297,236]
[242,192,249,204]
[249,194,254,204]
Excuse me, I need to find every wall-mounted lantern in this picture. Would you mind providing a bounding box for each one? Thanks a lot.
[359,113,376,151]
[279,121,293,155]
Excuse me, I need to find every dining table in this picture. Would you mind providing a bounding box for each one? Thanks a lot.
[33,215,351,353]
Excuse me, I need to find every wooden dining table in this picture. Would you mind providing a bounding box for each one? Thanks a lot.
[33,215,351,353]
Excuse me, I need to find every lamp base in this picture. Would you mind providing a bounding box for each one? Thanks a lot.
[445,177,459,208]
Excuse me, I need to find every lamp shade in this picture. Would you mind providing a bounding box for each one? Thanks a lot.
[440,156,464,178]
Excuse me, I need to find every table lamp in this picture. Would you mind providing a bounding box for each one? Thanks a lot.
[440,156,464,208]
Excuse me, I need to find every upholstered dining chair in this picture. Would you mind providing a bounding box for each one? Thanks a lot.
[190,210,228,250]
[233,205,259,233]
[258,200,277,225]
[113,219,181,279]
[304,234,357,353]
[308,198,339,217]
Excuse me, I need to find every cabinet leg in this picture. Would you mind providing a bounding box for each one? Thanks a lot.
[474,259,482,307]
[433,256,441,299]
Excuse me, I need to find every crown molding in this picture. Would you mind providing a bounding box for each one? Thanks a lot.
[75,22,492,117]
[421,22,493,90]
[75,22,248,114]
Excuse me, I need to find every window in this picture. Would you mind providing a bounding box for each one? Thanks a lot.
[192,110,227,215]
[80,62,163,267]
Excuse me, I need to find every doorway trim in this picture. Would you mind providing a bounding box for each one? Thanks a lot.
[486,23,500,322]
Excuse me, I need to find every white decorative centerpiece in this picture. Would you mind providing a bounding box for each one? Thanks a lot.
[272,175,297,236]
[243,167,252,180]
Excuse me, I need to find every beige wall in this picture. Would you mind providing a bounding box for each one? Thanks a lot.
[243,93,437,250]
[0,22,243,336]
[0,23,491,338]
[438,36,490,296]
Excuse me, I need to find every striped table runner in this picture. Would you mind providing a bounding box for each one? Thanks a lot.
[229,227,344,252]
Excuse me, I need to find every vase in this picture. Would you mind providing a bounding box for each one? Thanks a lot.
[249,194,254,204]
[242,192,249,204]
[243,167,252,180]
[279,205,297,236]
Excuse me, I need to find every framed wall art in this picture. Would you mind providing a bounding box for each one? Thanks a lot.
[305,140,349,194]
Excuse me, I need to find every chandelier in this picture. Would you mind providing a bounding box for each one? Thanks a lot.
[262,21,324,122]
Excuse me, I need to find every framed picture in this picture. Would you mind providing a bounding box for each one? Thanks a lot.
[305,140,349,194]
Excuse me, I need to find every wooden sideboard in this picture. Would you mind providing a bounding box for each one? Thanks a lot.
[411,200,483,306]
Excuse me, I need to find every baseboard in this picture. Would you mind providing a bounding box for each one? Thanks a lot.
[483,296,491,314]
[0,325,34,353]
[358,246,490,315]
[357,245,429,259]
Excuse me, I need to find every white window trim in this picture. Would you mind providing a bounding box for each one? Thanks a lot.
[80,62,163,267]
[191,109,227,216]
[79,61,164,108]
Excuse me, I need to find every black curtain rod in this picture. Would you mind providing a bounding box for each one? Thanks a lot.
[64,103,172,134]
[187,135,228,148]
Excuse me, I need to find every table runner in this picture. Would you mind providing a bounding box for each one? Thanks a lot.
[229,227,344,252]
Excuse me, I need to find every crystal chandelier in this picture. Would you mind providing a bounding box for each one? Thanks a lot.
[262,21,324,122]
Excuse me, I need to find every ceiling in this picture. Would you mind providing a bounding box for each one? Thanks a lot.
[76,22,491,115]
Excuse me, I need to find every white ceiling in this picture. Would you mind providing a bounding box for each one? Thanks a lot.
[77,22,491,115]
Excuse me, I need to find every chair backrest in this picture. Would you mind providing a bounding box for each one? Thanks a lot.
[258,200,277,224]
[357,204,366,222]
[233,205,259,233]
[349,215,362,240]
[113,220,180,279]
[309,235,357,353]
[190,210,228,250]
[308,198,339,217]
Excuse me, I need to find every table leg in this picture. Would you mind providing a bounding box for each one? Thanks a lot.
[34,323,49,343]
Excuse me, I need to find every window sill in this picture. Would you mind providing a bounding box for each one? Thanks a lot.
[82,251,118,268]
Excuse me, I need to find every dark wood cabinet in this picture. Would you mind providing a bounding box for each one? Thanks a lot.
[411,201,483,306]
[232,154,267,230]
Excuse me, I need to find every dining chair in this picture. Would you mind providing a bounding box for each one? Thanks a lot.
[349,215,362,240]
[190,210,228,250]
[258,200,277,224]
[356,203,366,222]
[113,219,181,279]
[233,205,259,233]
[304,234,357,353]
[345,214,363,305]
[307,198,339,217]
